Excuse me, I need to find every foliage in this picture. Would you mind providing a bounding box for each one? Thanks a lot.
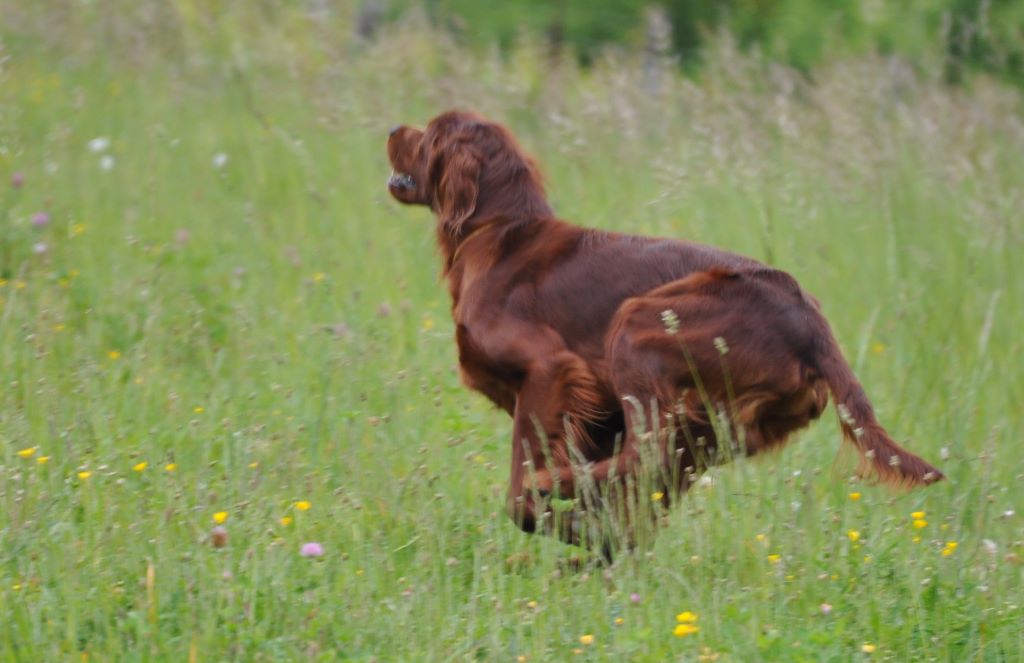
[1,3,1023,660]
[393,0,1024,83]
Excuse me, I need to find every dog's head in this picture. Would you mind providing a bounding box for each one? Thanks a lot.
[386,110,550,237]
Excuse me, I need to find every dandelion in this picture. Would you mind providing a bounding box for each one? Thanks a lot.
[108,350,122,360]
[300,541,324,557]
[848,492,862,501]
[88,137,110,153]
[614,617,624,626]
[912,535,922,544]
[651,491,665,502]
[37,455,50,464]
[870,342,886,355]
[248,461,259,469]
[132,461,148,472]
[847,529,861,542]
[673,623,699,637]
[862,643,876,654]
[280,516,293,527]
[767,554,781,564]
[942,541,958,557]
[311,272,327,283]
[913,519,928,529]
[71,223,87,237]
[16,447,37,459]
[164,463,177,472]
[676,611,698,623]
[31,211,50,227]
[755,533,767,543]
[212,511,228,524]
[77,471,92,480]
[527,600,538,609]
[294,500,311,511]
[421,316,435,331]
[911,511,925,519]
[193,406,204,414]
[579,634,594,646]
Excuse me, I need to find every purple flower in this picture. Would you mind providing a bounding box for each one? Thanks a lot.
[11,172,24,188]
[33,242,48,255]
[300,542,324,558]
[629,592,642,604]
[32,212,50,227]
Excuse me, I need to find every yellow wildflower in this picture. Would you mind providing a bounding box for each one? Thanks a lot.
[913,519,928,529]
[279,516,293,527]
[676,611,698,623]
[37,455,50,465]
[193,406,204,414]
[526,600,537,609]
[248,461,259,469]
[911,511,925,519]
[16,447,36,459]
[870,342,886,355]
[311,272,327,283]
[848,492,861,501]
[847,530,861,542]
[942,541,957,557]
[614,617,624,626]
[862,643,876,654]
[579,634,594,646]
[132,461,148,472]
[71,223,87,237]
[912,535,922,543]
[674,623,699,637]
[767,554,781,564]
[213,511,228,524]
[651,491,665,502]
[165,463,177,472]
[108,350,121,360]
[77,471,92,480]
[755,533,767,543]
[53,323,65,332]
[294,500,311,511]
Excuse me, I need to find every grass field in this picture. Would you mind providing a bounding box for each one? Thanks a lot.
[2,6,1023,661]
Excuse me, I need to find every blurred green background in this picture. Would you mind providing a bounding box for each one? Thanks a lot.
[389,0,1024,82]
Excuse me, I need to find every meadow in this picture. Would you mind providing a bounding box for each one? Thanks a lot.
[1,6,1023,661]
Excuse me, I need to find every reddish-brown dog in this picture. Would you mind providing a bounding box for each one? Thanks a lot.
[387,110,942,549]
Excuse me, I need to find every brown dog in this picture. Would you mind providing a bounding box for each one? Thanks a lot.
[387,110,942,549]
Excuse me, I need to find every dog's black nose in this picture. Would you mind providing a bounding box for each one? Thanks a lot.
[389,125,402,137]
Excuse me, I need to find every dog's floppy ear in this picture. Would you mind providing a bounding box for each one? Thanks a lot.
[429,135,481,237]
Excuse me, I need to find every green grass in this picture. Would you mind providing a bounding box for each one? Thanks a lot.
[1,6,1023,661]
